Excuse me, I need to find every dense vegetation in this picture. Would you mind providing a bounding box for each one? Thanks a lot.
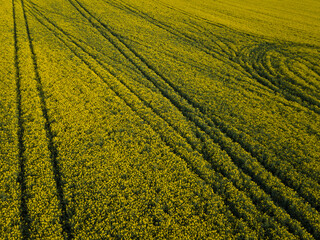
[1,0,320,239]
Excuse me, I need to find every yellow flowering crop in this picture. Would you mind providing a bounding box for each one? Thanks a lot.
[1,0,320,239]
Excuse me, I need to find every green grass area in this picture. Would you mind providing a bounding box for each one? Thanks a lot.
[1,0,320,239]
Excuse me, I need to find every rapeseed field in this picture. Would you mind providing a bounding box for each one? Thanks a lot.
[1,0,320,239]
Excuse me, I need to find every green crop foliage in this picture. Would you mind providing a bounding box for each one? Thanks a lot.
[1,0,320,239]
